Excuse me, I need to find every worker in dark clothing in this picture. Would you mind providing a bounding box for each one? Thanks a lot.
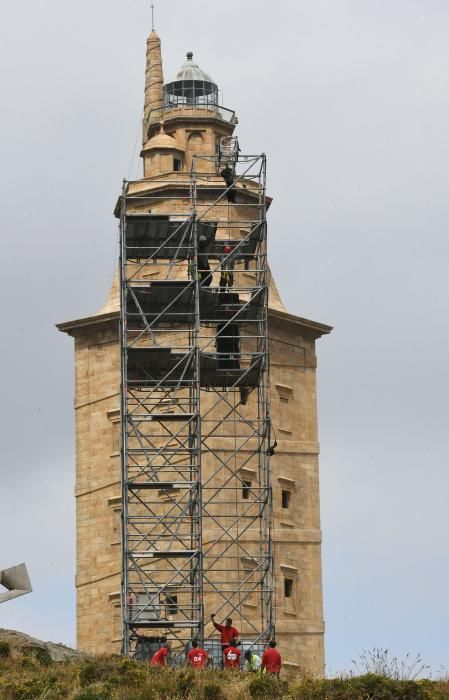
[220,244,234,289]
[198,255,212,286]
[197,233,212,287]
[220,165,236,202]
[217,242,248,403]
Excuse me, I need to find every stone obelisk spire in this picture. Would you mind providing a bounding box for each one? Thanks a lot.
[143,29,164,145]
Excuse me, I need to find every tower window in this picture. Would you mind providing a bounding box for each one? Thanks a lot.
[279,396,290,431]
[276,386,293,433]
[281,490,291,509]
[242,480,252,500]
[284,578,293,598]
[173,157,182,172]
[111,421,120,453]
[166,594,178,615]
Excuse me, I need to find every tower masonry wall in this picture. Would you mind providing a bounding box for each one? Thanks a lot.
[268,315,325,672]
[70,310,325,671]
[73,322,121,654]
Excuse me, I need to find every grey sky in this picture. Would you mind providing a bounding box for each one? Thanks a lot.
[1,0,448,672]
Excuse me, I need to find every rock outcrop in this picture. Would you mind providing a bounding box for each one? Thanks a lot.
[0,628,86,662]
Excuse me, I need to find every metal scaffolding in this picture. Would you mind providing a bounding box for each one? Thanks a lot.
[119,150,274,662]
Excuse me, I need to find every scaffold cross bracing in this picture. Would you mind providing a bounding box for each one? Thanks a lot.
[119,147,274,664]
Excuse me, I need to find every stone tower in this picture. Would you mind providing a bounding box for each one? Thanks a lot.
[58,28,330,673]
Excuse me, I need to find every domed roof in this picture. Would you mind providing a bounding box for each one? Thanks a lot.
[146,124,184,151]
[166,52,216,87]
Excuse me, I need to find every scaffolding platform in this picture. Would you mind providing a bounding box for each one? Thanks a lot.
[199,288,264,323]
[127,481,196,490]
[125,217,215,260]
[127,283,263,325]
[204,228,263,259]
[127,282,195,323]
[125,215,263,261]
[130,551,198,559]
[126,413,195,422]
[126,348,263,387]
[130,621,200,629]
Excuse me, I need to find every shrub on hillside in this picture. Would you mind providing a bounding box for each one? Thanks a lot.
[0,641,10,659]
[287,674,432,699]
[106,657,146,689]
[175,670,195,697]
[73,682,112,700]
[5,676,50,700]
[21,645,52,666]
[201,680,224,699]
[79,658,119,687]
[1,651,449,700]
[248,674,287,698]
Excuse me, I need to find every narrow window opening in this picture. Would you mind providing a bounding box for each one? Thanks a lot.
[112,421,120,453]
[279,395,290,431]
[166,594,178,615]
[284,578,293,598]
[242,480,252,500]
[281,490,291,509]
[173,157,182,172]
[112,509,121,543]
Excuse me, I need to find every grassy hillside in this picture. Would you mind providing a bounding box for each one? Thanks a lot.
[0,646,448,700]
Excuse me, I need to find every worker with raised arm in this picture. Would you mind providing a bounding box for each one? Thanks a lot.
[261,640,282,675]
[210,613,239,654]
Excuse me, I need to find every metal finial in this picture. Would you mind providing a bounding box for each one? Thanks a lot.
[151,2,155,31]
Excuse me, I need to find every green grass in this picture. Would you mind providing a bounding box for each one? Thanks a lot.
[0,652,448,699]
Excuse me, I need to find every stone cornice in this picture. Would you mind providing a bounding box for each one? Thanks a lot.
[57,308,331,340]
[150,111,237,136]
[269,308,332,338]
[114,178,271,217]
[56,312,119,336]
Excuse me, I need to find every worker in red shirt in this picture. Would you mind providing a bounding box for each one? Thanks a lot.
[150,642,170,667]
[211,613,239,654]
[186,639,209,670]
[223,639,241,670]
[261,640,282,675]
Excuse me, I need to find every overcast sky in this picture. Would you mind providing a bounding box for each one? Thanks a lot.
[1,0,448,674]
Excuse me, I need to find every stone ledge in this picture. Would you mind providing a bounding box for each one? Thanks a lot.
[202,527,322,545]
[75,481,120,498]
[76,570,120,588]
[275,619,325,634]
[196,438,319,455]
